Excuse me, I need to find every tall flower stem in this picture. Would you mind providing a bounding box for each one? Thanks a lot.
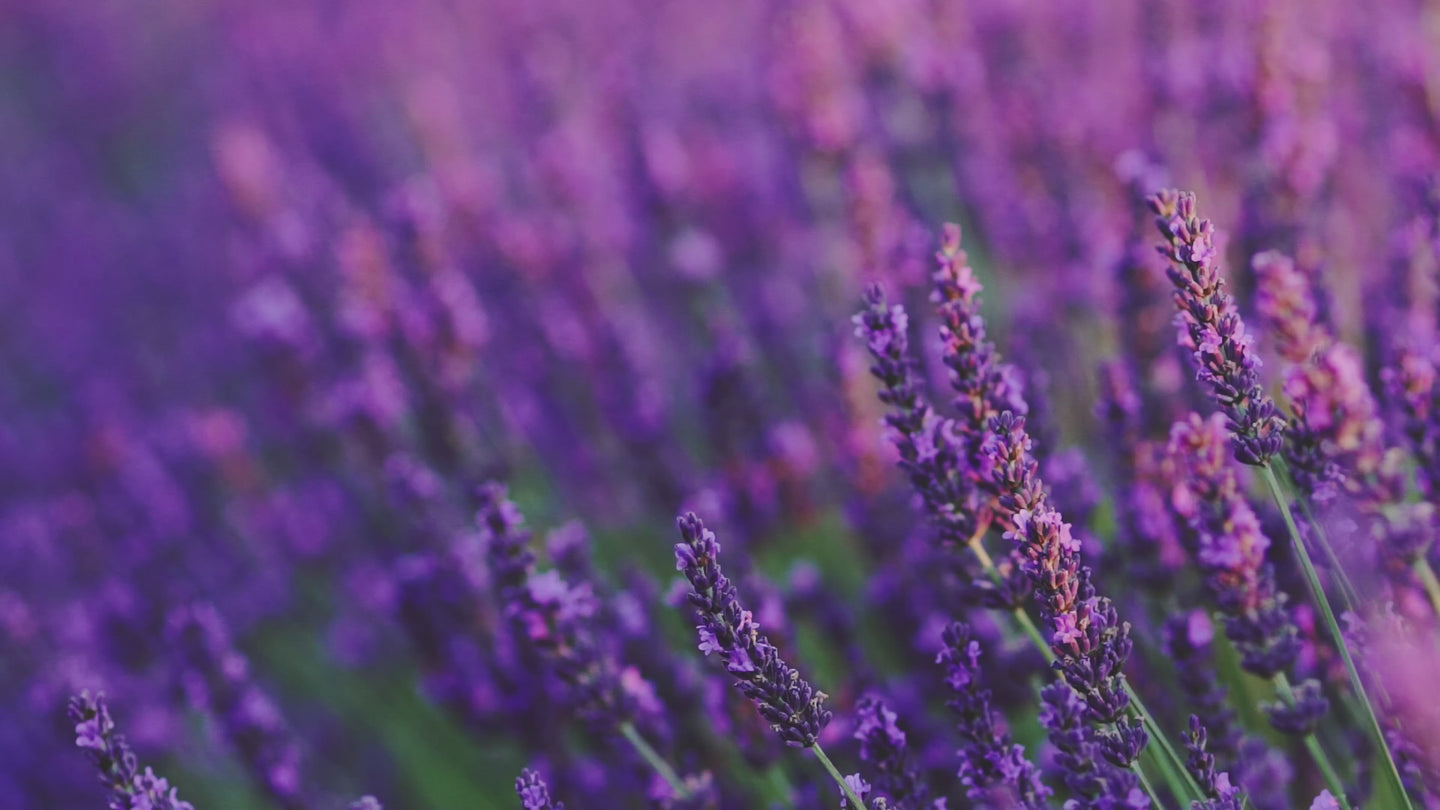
[1260,464,1414,810]
[619,722,689,800]
[1272,673,1351,810]
[1131,755,1164,809]
[811,742,867,809]
[1289,489,1360,612]
[1414,558,1440,621]
[972,537,1201,804]
[1123,682,1205,804]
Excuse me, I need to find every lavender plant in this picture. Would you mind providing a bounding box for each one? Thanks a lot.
[14,2,1440,809]
[69,692,195,810]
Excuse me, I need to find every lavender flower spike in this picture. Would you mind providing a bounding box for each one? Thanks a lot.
[854,282,1027,608]
[1184,716,1245,810]
[674,512,831,747]
[932,222,1027,466]
[1165,413,1301,681]
[852,283,977,549]
[936,623,1049,808]
[1150,190,1285,466]
[1039,681,1149,808]
[852,695,935,808]
[168,603,306,809]
[68,691,196,810]
[516,768,564,810]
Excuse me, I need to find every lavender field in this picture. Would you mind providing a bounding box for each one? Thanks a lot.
[8,0,1440,808]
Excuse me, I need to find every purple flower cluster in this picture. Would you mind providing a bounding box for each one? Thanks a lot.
[851,695,938,809]
[936,623,1049,808]
[1165,414,1301,680]
[1183,717,1244,810]
[673,513,830,748]
[68,692,195,810]
[517,768,565,810]
[1038,683,1148,809]
[481,483,653,733]
[167,603,306,808]
[16,2,1440,809]
[932,223,1028,492]
[1151,191,1287,466]
[1388,349,1440,505]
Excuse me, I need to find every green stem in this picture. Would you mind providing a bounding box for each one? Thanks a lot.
[1131,749,1167,809]
[1124,682,1208,803]
[1273,673,1353,810]
[620,722,689,799]
[1413,558,1440,622]
[1291,484,1360,613]
[975,540,1201,803]
[811,742,867,809]
[1261,464,1414,810]
[1011,606,1054,664]
[766,766,796,808]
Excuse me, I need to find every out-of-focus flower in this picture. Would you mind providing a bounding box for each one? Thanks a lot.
[1184,716,1244,810]
[167,604,306,808]
[936,623,1048,808]
[852,695,934,807]
[1166,414,1301,680]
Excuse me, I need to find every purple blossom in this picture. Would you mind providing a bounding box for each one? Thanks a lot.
[852,288,977,547]
[841,773,872,808]
[1162,612,1241,772]
[1387,347,1440,505]
[1165,414,1301,680]
[517,767,565,810]
[166,604,306,809]
[1038,682,1149,809]
[853,277,1030,610]
[989,412,1138,729]
[1165,414,1332,739]
[1184,716,1244,810]
[480,484,659,733]
[932,223,1027,481]
[852,695,934,808]
[673,512,831,747]
[67,692,195,810]
[479,481,536,604]
[936,623,1049,808]
[1255,250,1404,510]
[1150,190,1286,466]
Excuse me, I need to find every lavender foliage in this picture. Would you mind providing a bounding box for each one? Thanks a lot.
[13,3,1440,809]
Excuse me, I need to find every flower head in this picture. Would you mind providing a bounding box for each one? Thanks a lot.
[1150,190,1285,466]
[1165,414,1301,681]
[937,623,1049,808]
[167,603,305,808]
[67,692,195,810]
[516,768,564,810]
[674,512,830,747]
[853,695,934,807]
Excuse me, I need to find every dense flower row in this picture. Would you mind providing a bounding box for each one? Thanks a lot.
[10,1,1440,809]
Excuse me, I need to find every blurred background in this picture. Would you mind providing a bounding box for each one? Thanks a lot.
[4,0,1439,807]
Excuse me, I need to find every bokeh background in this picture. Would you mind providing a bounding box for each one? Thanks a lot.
[5,0,1440,807]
